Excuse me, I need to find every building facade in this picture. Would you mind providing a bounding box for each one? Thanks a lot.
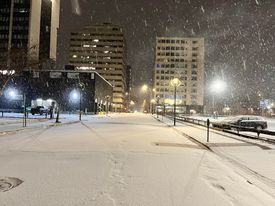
[0,70,113,113]
[153,37,204,113]
[68,23,127,111]
[0,0,60,67]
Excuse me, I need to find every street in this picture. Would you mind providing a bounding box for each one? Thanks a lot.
[0,113,275,205]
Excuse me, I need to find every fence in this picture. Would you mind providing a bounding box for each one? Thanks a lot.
[155,105,275,143]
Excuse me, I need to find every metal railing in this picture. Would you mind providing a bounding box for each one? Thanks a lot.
[152,105,275,143]
[0,109,23,117]
[171,115,275,144]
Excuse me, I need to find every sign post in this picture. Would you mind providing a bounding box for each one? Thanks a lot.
[207,119,210,142]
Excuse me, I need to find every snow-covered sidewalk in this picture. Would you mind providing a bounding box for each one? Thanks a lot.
[0,113,95,133]
[1,113,275,205]
[157,114,275,197]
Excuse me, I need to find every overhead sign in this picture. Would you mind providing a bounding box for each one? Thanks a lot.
[67,72,79,79]
[50,72,62,78]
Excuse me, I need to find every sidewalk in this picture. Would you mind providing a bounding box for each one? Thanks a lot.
[0,113,116,134]
[155,115,275,197]
[0,114,85,134]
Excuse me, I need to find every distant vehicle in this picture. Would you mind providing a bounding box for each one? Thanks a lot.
[30,106,49,115]
[212,115,268,130]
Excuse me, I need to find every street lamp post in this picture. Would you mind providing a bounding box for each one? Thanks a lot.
[173,85,177,126]
[150,99,156,115]
[170,78,181,126]
[258,92,264,116]
[106,95,110,115]
[6,88,26,127]
[210,79,227,118]
[156,95,160,118]
[130,100,135,112]
[23,93,26,127]
[70,89,81,121]
[79,89,82,121]
[141,84,155,114]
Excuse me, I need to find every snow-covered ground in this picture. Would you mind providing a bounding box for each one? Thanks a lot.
[0,113,275,205]
[0,113,103,133]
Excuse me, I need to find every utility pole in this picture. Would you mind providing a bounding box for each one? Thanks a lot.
[79,89,82,121]
[174,85,177,126]
[23,93,26,127]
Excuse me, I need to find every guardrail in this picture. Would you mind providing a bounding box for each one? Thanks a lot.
[173,115,275,142]
[0,109,23,117]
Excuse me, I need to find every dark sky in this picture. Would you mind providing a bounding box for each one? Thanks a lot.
[57,0,275,100]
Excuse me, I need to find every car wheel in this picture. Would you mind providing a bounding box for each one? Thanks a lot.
[256,125,263,130]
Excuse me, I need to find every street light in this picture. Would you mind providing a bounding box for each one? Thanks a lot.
[210,79,226,118]
[70,89,81,120]
[141,84,156,113]
[105,95,110,115]
[156,95,160,118]
[150,99,156,115]
[5,88,26,127]
[8,90,16,99]
[141,84,148,92]
[170,78,181,126]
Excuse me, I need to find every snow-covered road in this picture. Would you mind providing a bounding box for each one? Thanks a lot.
[0,113,274,205]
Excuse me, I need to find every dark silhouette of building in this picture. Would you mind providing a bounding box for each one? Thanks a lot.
[0,70,113,113]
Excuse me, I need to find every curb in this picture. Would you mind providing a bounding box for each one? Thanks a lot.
[0,120,80,137]
[151,115,211,151]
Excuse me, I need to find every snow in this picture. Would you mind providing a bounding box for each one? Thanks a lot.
[0,113,275,205]
[160,115,275,197]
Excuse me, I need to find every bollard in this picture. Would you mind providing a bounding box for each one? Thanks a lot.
[207,119,210,142]
[55,107,60,123]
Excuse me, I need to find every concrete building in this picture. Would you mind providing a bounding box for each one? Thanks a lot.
[0,69,113,114]
[0,0,60,67]
[68,23,127,111]
[153,37,204,113]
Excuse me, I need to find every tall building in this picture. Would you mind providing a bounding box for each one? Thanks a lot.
[0,0,60,67]
[153,37,204,113]
[69,23,127,111]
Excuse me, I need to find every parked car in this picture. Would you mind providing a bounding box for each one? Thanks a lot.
[30,106,49,115]
[212,115,268,130]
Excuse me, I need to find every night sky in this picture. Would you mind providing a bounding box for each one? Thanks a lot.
[57,0,275,101]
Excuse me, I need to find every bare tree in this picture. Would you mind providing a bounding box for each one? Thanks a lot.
[0,48,27,96]
[0,45,48,96]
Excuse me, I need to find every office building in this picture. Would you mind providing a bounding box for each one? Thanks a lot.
[153,37,204,113]
[69,23,127,111]
[0,0,60,67]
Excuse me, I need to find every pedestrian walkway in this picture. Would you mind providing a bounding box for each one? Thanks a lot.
[157,115,275,197]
